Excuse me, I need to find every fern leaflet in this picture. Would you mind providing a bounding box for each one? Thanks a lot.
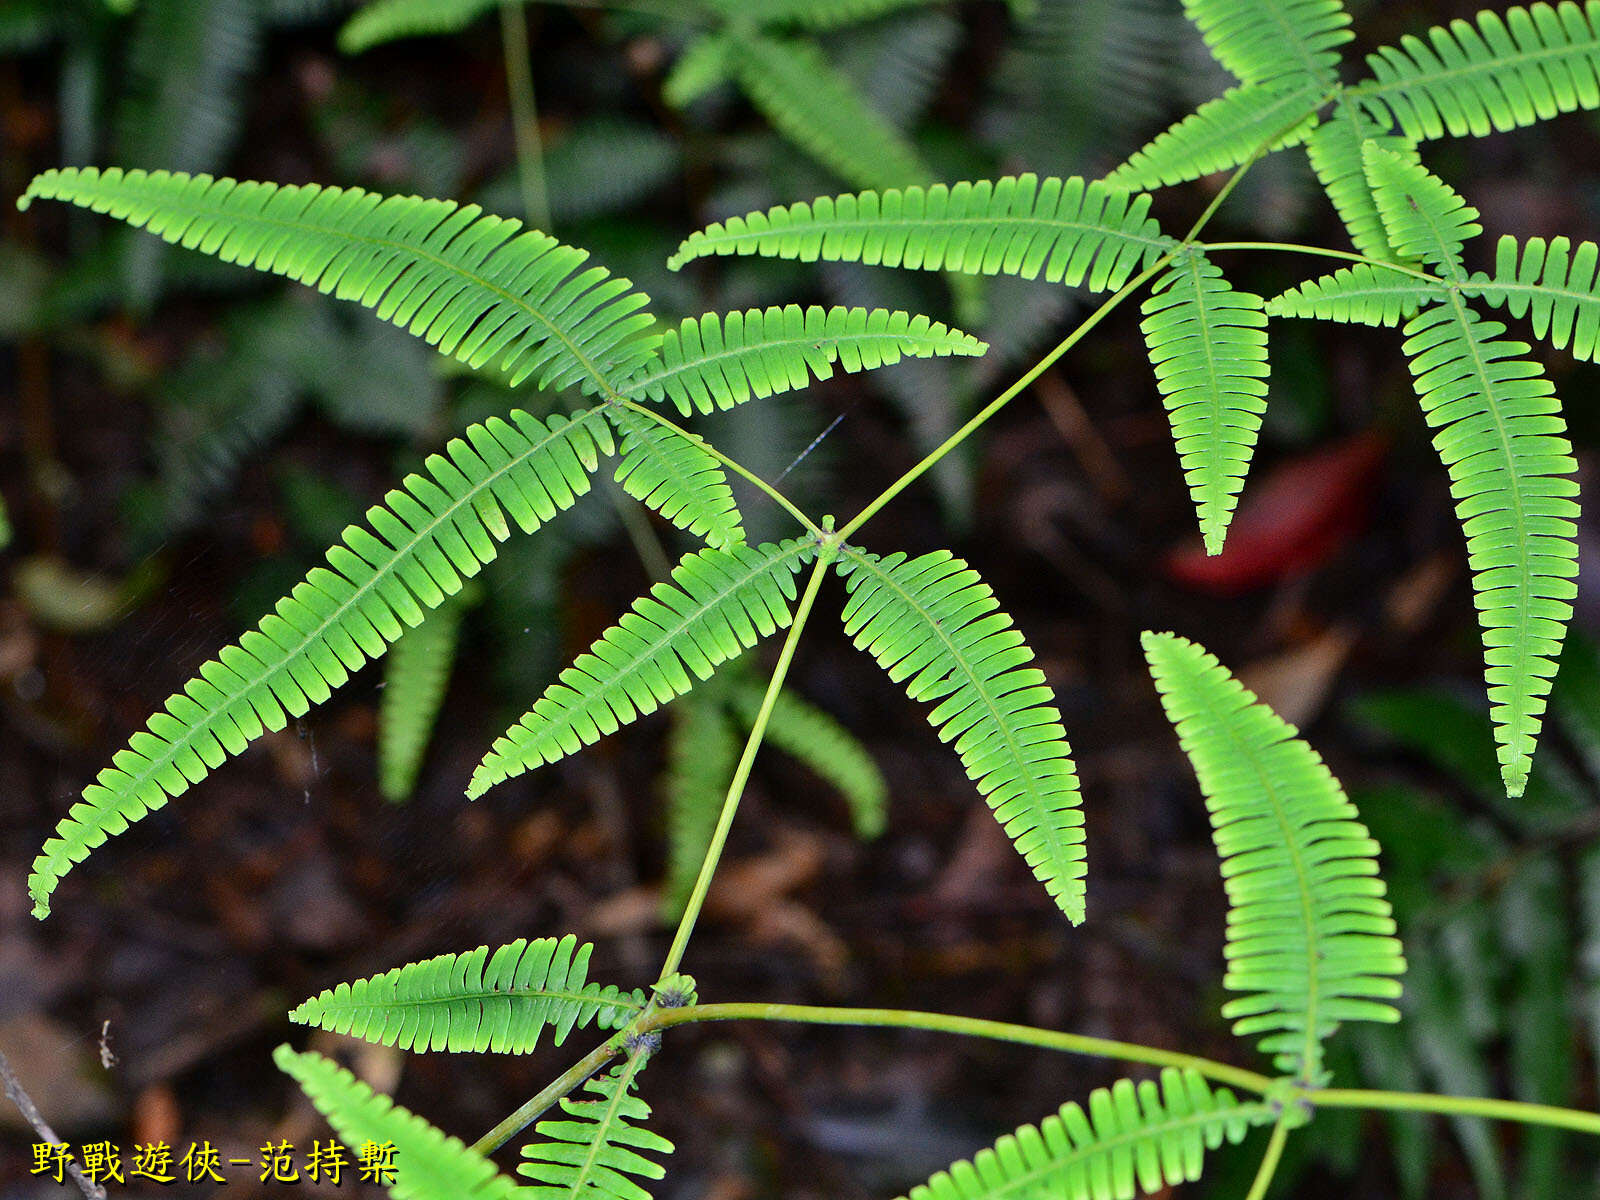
[338,0,496,53]
[1181,0,1351,89]
[289,934,644,1053]
[661,690,741,917]
[835,547,1085,922]
[1303,99,1419,263]
[28,408,610,919]
[1471,234,1600,361]
[470,540,819,797]
[1138,250,1270,555]
[379,584,475,802]
[702,0,946,30]
[1143,632,1406,1084]
[1362,144,1481,278]
[276,1044,523,1200]
[604,407,744,550]
[669,174,1173,294]
[1266,264,1439,327]
[518,1057,672,1200]
[904,1068,1267,1200]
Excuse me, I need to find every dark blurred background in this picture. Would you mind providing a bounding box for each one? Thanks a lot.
[6,1,1600,1197]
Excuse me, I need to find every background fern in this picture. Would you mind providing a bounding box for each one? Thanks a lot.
[379,584,477,803]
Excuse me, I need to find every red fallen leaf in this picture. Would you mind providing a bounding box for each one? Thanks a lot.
[1165,431,1388,595]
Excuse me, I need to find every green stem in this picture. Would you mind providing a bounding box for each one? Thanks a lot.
[500,1,550,232]
[1310,1088,1600,1137]
[473,1036,619,1156]
[656,550,837,978]
[1200,240,1443,284]
[1243,1111,1293,1200]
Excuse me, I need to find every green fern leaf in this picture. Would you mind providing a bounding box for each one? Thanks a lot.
[604,407,744,550]
[669,174,1173,293]
[18,169,660,396]
[470,540,819,797]
[275,1044,523,1200]
[1105,80,1322,190]
[1355,2,1600,142]
[1470,234,1600,361]
[728,675,889,838]
[1265,263,1438,326]
[662,33,731,109]
[1181,0,1351,89]
[904,1068,1268,1200]
[1303,99,1419,263]
[622,305,985,416]
[338,0,494,52]
[723,30,930,191]
[1362,144,1481,278]
[1138,250,1270,555]
[660,690,741,917]
[703,0,945,31]
[379,585,476,802]
[518,1057,672,1200]
[1143,631,1406,1083]
[28,408,609,919]
[289,934,644,1053]
[835,547,1085,922]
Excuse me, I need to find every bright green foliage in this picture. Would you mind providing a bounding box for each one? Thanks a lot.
[604,407,744,550]
[470,540,819,797]
[1355,2,1600,142]
[624,305,985,417]
[1362,144,1481,278]
[1105,81,1321,190]
[702,0,945,30]
[338,0,495,52]
[722,31,930,191]
[275,1045,524,1200]
[289,934,644,1053]
[1265,263,1435,327]
[518,1058,673,1200]
[835,547,1085,923]
[379,586,475,803]
[27,407,611,919]
[1138,251,1269,555]
[902,1068,1268,1200]
[661,33,731,108]
[669,174,1172,292]
[1143,632,1406,1084]
[660,691,741,916]
[1180,0,1351,89]
[18,170,660,396]
[1472,235,1600,361]
[1303,101,1418,263]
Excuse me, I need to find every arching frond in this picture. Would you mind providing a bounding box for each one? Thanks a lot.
[669,175,1173,295]
[703,0,945,31]
[1266,263,1439,327]
[19,169,661,396]
[835,547,1085,922]
[379,585,475,803]
[622,305,984,417]
[904,1068,1268,1200]
[1143,632,1406,1083]
[660,690,740,917]
[1105,80,1321,190]
[1471,234,1600,361]
[470,540,819,797]
[1399,300,1578,798]
[1139,251,1269,555]
[275,1045,523,1200]
[1362,144,1480,278]
[1304,100,1419,263]
[1355,2,1600,143]
[338,0,495,53]
[1181,0,1351,89]
[518,1058,672,1200]
[289,934,644,1053]
[723,31,930,191]
[604,407,744,550]
[28,409,610,919]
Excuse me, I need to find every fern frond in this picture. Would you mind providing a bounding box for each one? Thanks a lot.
[1105,81,1322,190]
[835,547,1085,922]
[379,586,475,803]
[1143,632,1406,1083]
[604,407,744,550]
[662,33,731,108]
[1362,144,1481,278]
[19,169,661,396]
[1181,0,1351,89]
[1470,234,1600,361]
[27,409,609,919]
[660,691,740,917]
[904,1068,1268,1200]
[1304,99,1419,263]
[1266,263,1438,326]
[518,1058,672,1200]
[290,934,644,1053]
[669,174,1173,295]
[703,0,945,31]
[1355,2,1600,143]
[723,31,930,191]
[339,0,495,53]
[728,676,889,838]
[1138,251,1269,556]
[1399,300,1578,797]
[275,1045,522,1200]
[470,540,819,797]
[621,305,985,416]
